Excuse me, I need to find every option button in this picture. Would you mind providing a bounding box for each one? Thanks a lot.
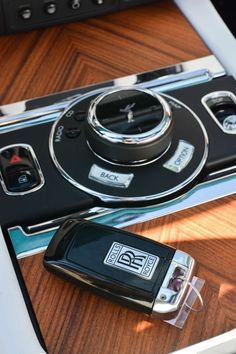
[163,141,195,173]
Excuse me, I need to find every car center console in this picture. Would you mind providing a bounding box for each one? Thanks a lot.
[1,1,236,353]
[1,54,235,258]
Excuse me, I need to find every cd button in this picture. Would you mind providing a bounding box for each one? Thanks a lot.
[74,111,86,122]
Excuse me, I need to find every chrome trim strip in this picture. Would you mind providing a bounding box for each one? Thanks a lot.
[0,144,45,196]
[0,107,66,133]
[153,250,195,315]
[49,93,209,203]
[0,56,225,133]
[15,208,115,239]
[141,69,211,93]
[202,91,236,134]
[25,206,114,234]
[87,87,172,145]
[208,165,236,178]
[9,170,236,258]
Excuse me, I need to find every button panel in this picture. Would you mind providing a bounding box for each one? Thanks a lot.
[0,144,44,195]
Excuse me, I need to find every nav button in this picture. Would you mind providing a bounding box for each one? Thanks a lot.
[88,164,134,189]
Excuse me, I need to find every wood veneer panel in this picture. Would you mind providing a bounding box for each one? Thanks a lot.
[20,196,236,354]
[0,0,208,103]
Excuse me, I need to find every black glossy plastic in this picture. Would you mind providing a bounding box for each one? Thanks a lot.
[44,219,175,314]
[0,146,41,193]
[95,89,164,135]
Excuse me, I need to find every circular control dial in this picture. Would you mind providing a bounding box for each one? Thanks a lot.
[49,89,208,204]
[86,88,173,164]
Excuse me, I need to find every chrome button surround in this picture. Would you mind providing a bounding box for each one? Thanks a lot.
[0,144,45,196]
[87,87,172,145]
[86,87,174,164]
[202,91,236,134]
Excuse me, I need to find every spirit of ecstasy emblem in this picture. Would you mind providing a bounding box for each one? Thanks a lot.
[120,103,136,123]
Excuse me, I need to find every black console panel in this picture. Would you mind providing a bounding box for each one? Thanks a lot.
[1,73,236,228]
[0,0,156,34]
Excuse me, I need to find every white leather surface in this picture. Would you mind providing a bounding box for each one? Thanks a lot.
[175,0,236,79]
[0,229,46,354]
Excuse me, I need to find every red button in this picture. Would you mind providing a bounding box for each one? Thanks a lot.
[10,155,22,164]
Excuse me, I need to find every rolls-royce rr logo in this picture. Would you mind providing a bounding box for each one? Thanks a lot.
[104,242,159,279]
[117,250,146,270]
[120,103,136,123]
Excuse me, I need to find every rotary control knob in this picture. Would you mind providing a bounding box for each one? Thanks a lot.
[86,88,173,164]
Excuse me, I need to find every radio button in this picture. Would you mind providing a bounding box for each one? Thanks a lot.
[66,127,81,139]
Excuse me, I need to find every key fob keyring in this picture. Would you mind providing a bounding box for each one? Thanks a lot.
[44,219,196,319]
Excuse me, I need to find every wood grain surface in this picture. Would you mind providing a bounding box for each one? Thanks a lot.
[1,0,236,353]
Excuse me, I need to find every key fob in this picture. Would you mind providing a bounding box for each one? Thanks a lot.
[44,219,196,319]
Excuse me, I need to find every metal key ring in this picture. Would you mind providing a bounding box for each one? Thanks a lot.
[183,280,205,313]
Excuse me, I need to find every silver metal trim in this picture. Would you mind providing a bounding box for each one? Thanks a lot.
[208,165,236,178]
[17,206,116,235]
[49,93,209,203]
[153,250,196,315]
[0,56,225,134]
[87,87,172,145]
[10,168,236,259]
[0,144,45,196]
[0,103,68,133]
[202,91,236,134]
